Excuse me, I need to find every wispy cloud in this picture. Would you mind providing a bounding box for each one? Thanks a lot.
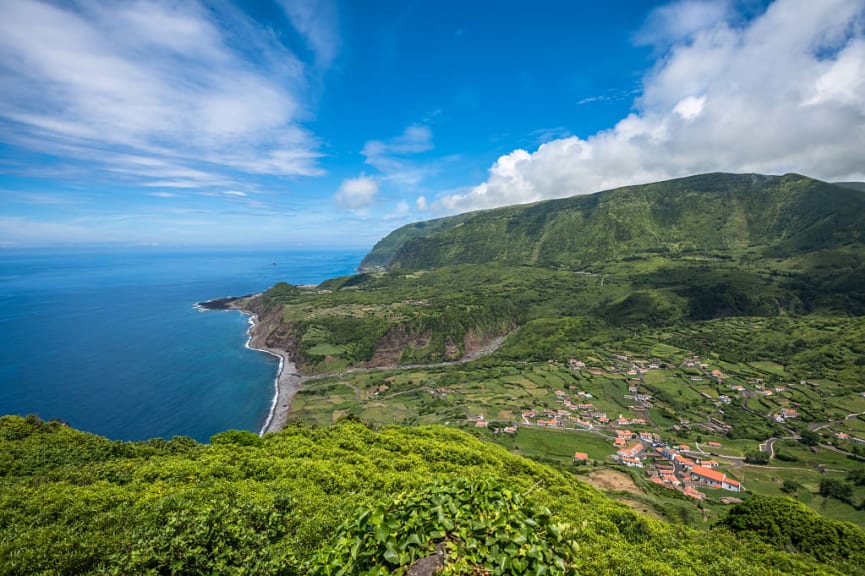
[361,124,434,185]
[439,0,865,213]
[634,0,733,48]
[277,0,340,69]
[0,0,324,194]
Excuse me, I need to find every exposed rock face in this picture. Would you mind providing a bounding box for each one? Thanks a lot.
[463,329,487,356]
[368,325,431,367]
[245,297,299,360]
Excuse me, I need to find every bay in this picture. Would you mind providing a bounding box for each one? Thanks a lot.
[0,248,363,441]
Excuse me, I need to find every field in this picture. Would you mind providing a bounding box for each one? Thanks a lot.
[285,314,865,528]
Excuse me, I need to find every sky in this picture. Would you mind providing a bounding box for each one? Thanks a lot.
[1,0,864,249]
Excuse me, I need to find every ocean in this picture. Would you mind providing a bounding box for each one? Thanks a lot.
[0,248,364,442]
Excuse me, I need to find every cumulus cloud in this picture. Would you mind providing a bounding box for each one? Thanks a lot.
[335,175,379,209]
[416,196,428,211]
[0,0,323,191]
[362,124,434,185]
[439,0,865,213]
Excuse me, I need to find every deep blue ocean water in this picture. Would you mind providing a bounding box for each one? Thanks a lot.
[0,248,364,442]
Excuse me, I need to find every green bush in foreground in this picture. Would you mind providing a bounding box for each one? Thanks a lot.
[310,478,575,575]
[0,415,861,575]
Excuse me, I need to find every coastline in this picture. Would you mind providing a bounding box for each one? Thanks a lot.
[243,311,303,435]
[197,295,302,435]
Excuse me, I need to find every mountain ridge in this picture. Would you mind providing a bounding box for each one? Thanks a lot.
[362,172,865,271]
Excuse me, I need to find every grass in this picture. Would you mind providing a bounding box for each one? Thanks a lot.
[500,427,616,464]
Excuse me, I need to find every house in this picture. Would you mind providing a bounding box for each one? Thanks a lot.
[569,359,586,369]
[780,408,798,419]
[475,421,488,428]
[662,473,681,486]
[677,444,690,452]
[536,419,558,427]
[707,441,722,448]
[674,454,696,471]
[835,432,850,440]
[613,437,627,448]
[503,426,517,434]
[639,432,655,443]
[622,457,643,468]
[699,459,719,468]
[573,451,588,463]
[617,443,644,459]
[554,390,567,398]
[683,486,705,500]
[616,429,634,439]
[691,466,743,492]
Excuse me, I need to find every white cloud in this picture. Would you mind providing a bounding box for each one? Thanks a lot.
[362,124,434,185]
[278,0,339,68]
[335,175,379,209]
[0,0,322,192]
[148,191,177,198]
[636,0,732,47]
[439,0,865,213]
[416,196,428,211]
[673,95,706,120]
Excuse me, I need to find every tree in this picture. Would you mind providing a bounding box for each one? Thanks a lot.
[848,468,865,486]
[745,450,770,464]
[800,429,820,446]
[781,479,801,494]
[819,477,853,504]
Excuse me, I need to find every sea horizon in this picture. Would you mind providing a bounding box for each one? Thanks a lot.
[0,247,365,442]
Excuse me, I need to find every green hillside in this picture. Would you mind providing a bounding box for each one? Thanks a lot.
[362,173,865,271]
[2,414,863,575]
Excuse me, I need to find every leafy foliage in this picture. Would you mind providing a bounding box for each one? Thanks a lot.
[310,478,576,575]
[744,450,770,464]
[1,415,855,575]
[721,495,865,567]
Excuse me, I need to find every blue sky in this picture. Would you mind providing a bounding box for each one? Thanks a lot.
[1,0,864,249]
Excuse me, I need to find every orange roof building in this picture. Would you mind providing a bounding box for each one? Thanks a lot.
[691,465,743,492]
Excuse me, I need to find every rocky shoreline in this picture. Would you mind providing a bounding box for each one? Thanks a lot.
[196,294,301,435]
[243,309,303,435]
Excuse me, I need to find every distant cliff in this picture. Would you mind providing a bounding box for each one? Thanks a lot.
[361,173,865,271]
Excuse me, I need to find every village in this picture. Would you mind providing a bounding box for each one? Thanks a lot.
[468,350,865,500]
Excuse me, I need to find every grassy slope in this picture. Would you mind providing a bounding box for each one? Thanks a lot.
[1,415,860,575]
[364,173,865,271]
